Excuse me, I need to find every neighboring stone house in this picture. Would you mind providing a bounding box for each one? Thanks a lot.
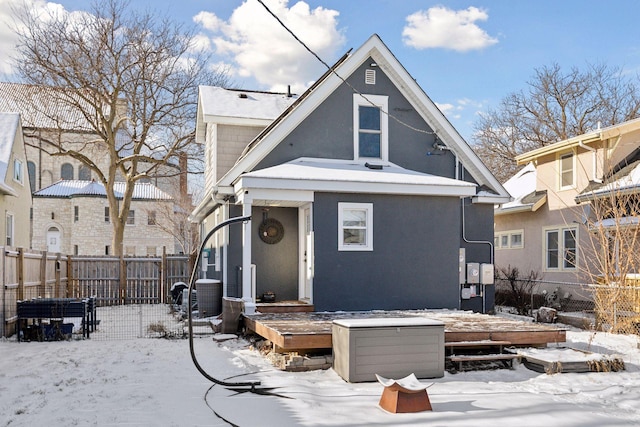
[495,117,640,285]
[0,82,184,254]
[32,180,174,255]
[0,112,32,248]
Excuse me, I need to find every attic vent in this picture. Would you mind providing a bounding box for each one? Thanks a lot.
[365,69,376,85]
[239,93,248,99]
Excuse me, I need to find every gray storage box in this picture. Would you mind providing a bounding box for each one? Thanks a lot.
[332,317,444,383]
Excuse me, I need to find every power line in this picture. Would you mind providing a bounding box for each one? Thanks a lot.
[255,0,437,138]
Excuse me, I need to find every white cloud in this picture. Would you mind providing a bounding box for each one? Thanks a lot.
[194,0,345,93]
[0,0,88,77]
[402,6,498,52]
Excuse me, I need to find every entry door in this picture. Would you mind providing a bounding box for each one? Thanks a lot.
[299,205,313,301]
[47,227,61,253]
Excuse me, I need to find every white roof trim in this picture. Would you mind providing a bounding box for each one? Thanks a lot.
[216,35,508,199]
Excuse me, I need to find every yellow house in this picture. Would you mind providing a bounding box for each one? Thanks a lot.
[0,112,32,249]
[495,117,640,286]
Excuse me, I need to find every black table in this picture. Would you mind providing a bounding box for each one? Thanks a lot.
[17,297,96,341]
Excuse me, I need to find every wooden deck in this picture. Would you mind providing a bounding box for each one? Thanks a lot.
[243,310,567,352]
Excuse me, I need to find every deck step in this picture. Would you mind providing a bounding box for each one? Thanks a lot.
[445,340,511,348]
[447,353,520,371]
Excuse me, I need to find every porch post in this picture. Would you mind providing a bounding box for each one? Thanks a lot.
[241,201,253,303]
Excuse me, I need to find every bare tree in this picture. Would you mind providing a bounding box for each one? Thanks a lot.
[11,0,230,257]
[580,170,640,334]
[473,63,640,182]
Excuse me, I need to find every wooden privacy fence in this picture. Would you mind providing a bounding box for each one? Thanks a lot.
[1,248,193,338]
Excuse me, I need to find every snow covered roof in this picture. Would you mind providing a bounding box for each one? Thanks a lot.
[195,86,299,144]
[236,158,477,197]
[34,180,173,200]
[576,160,640,203]
[495,162,547,215]
[199,86,298,122]
[0,112,21,196]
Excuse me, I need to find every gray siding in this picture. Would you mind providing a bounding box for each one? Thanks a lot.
[257,57,460,181]
[313,193,461,312]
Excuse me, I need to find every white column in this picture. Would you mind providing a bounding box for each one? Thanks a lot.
[242,201,253,303]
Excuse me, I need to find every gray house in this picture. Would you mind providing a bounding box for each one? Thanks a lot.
[190,35,509,313]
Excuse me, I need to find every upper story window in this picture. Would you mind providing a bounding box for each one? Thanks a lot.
[338,202,373,251]
[13,159,23,184]
[61,163,74,180]
[78,165,91,180]
[104,206,110,223]
[353,94,388,162]
[27,161,36,193]
[147,211,156,226]
[559,152,575,189]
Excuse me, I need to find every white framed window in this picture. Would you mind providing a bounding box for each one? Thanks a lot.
[6,212,14,246]
[338,202,373,251]
[495,230,524,249]
[126,210,135,225]
[544,226,577,271]
[13,159,23,184]
[559,151,575,190]
[353,94,388,161]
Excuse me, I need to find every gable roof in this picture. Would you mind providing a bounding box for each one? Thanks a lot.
[515,117,640,165]
[34,180,173,200]
[215,35,507,200]
[0,112,22,196]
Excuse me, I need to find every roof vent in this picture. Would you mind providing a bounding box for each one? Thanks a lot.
[239,93,248,99]
[365,69,376,85]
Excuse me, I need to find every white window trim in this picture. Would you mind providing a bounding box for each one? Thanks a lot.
[558,150,576,191]
[13,159,23,185]
[353,94,388,162]
[543,225,578,271]
[6,211,14,246]
[495,229,524,249]
[338,202,373,251]
[126,210,135,226]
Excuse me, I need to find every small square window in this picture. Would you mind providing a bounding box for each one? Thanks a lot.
[338,202,373,251]
[510,233,523,248]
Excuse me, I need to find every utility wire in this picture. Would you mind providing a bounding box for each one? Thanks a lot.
[255,0,437,138]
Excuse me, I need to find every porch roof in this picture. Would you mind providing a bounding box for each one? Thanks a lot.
[234,157,476,204]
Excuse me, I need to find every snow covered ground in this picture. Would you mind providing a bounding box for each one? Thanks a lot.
[1,316,639,426]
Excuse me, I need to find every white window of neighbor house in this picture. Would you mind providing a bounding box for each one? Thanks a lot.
[13,159,23,184]
[544,226,577,271]
[559,151,575,189]
[338,202,373,251]
[495,229,524,249]
[126,210,135,225]
[6,212,14,246]
[353,94,388,161]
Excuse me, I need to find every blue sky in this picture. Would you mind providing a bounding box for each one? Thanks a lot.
[2,0,640,141]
